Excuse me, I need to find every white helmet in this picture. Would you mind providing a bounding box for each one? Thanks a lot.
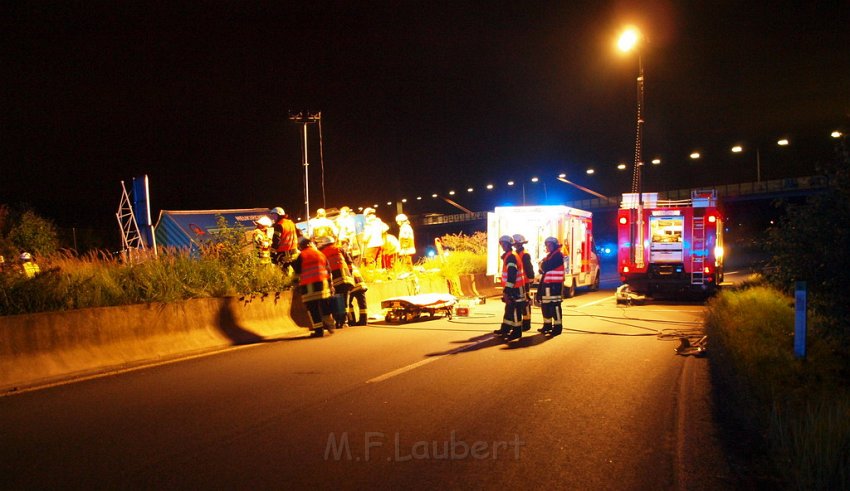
[256,216,273,227]
[544,236,560,249]
[498,235,514,245]
[363,207,375,216]
[270,207,285,216]
[316,208,327,218]
[396,213,408,223]
[314,235,335,248]
[20,252,32,262]
[512,234,528,245]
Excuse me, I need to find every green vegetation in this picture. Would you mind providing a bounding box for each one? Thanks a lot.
[0,216,292,316]
[0,205,60,260]
[706,280,849,489]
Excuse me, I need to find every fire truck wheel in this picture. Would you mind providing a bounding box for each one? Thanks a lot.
[565,279,576,298]
[590,272,600,291]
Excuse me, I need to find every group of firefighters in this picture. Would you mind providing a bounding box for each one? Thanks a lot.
[250,206,567,340]
[495,233,566,341]
[251,206,417,337]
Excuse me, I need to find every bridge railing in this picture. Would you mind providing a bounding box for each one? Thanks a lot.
[418,176,828,226]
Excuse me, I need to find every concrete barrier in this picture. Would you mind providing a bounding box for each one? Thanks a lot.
[0,292,306,393]
[0,272,455,393]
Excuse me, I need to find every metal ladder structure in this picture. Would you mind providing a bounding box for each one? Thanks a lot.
[691,215,705,285]
[116,180,147,260]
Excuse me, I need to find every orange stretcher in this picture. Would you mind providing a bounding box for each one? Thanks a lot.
[380,293,457,323]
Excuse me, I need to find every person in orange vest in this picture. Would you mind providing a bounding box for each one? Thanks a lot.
[252,216,274,265]
[316,235,355,329]
[493,235,528,341]
[537,236,565,336]
[512,234,535,331]
[270,207,300,275]
[292,237,335,337]
[396,213,416,270]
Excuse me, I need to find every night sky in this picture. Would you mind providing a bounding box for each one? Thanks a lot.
[3,1,849,240]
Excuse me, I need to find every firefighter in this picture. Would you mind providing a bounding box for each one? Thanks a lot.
[347,256,370,326]
[396,213,416,270]
[361,208,388,268]
[382,233,400,270]
[292,237,336,337]
[308,208,337,240]
[493,235,527,341]
[537,236,565,336]
[252,216,274,265]
[513,234,535,331]
[317,235,355,329]
[336,206,361,265]
[19,252,40,278]
[270,207,299,275]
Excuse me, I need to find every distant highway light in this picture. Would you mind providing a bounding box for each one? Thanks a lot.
[586,168,595,175]
[777,138,789,146]
[731,145,743,153]
[617,163,627,170]
[831,131,843,138]
[651,158,661,165]
[690,152,701,159]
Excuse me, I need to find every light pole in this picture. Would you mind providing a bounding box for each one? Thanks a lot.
[619,26,646,269]
[289,110,321,234]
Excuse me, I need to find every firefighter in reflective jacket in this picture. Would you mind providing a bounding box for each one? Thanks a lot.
[317,235,355,329]
[512,234,535,331]
[348,264,369,326]
[252,216,274,264]
[494,235,527,341]
[292,237,335,337]
[270,207,299,274]
[537,236,565,336]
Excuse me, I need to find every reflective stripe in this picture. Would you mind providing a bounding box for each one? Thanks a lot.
[543,268,565,283]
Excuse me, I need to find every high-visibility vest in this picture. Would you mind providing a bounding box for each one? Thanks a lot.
[298,247,332,302]
[321,244,354,287]
[501,251,527,289]
[273,218,299,253]
[253,228,272,264]
[542,250,566,284]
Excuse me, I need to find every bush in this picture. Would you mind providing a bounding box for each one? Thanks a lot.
[0,219,293,316]
[706,283,850,489]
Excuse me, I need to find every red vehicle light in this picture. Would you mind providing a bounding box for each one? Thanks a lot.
[618,216,628,225]
[708,215,717,223]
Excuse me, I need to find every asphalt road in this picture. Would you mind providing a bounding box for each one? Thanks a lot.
[0,283,736,490]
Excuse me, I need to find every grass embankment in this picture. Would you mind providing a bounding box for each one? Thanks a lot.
[705,279,850,489]
[0,249,292,316]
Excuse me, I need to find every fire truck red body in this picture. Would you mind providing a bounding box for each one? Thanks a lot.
[617,189,725,297]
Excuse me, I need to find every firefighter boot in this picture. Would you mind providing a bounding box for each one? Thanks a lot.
[507,327,522,341]
[322,314,336,334]
[550,324,562,336]
[538,322,552,334]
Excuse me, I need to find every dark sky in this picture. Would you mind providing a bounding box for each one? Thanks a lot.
[3,1,849,234]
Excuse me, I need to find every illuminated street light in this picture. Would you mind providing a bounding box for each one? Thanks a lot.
[448,190,456,195]
[777,138,789,146]
[416,196,422,200]
[618,25,647,269]
[467,187,473,192]
[617,162,627,170]
[651,158,661,165]
[690,152,701,160]
[507,180,515,186]
[731,145,743,153]
[832,130,843,138]
[586,168,595,175]
[486,183,494,190]
[531,177,539,183]
[558,173,566,178]
[401,198,407,203]
[431,193,438,198]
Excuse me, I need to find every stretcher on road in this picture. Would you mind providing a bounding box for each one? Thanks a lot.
[380,293,457,323]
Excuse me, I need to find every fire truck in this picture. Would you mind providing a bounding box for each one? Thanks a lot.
[487,205,600,297]
[616,189,725,299]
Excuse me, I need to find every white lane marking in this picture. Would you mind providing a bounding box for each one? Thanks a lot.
[366,336,493,384]
[574,295,614,308]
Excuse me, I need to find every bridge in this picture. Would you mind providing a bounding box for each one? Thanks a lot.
[419,175,829,226]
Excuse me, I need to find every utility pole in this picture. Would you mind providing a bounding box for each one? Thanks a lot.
[289,111,320,233]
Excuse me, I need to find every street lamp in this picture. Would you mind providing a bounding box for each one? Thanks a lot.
[289,110,321,234]
[618,26,647,269]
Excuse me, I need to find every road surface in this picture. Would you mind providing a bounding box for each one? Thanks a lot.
[0,285,735,489]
